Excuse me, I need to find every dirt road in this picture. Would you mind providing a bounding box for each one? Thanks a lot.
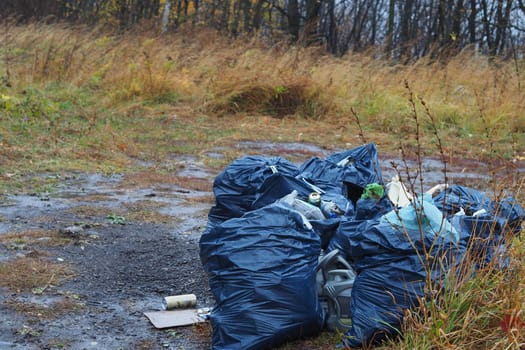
[0,143,518,349]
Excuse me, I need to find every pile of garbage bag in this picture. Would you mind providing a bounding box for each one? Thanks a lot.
[199,143,525,349]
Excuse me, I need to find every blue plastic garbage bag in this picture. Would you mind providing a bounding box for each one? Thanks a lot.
[354,196,394,221]
[328,197,460,347]
[432,185,492,217]
[432,185,525,231]
[433,185,525,265]
[207,156,299,228]
[251,173,316,210]
[433,185,525,238]
[328,218,425,271]
[343,256,426,347]
[493,197,525,234]
[299,144,383,203]
[200,203,325,350]
[328,207,457,272]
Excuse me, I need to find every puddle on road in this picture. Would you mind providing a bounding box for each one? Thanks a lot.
[236,141,330,158]
[380,157,493,188]
[0,171,211,235]
[232,141,520,190]
[0,195,72,233]
[1,142,522,235]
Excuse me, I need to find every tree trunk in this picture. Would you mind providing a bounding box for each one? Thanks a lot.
[251,0,265,30]
[193,0,199,26]
[327,0,337,54]
[304,0,322,45]
[161,0,171,32]
[220,0,230,31]
[468,0,476,43]
[399,0,414,59]
[386,0,396,57]
[288,0,300,41]
[241,0,251,32]
[480,0,493,55]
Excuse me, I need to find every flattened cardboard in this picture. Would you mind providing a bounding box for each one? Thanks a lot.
[144,309,205,329]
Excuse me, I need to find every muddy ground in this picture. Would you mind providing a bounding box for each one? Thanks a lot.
[0,142,522,350]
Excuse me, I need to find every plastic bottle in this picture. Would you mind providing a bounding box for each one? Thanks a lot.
[320,201,339,219]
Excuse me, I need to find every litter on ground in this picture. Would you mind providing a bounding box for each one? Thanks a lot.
[198,143,525,349]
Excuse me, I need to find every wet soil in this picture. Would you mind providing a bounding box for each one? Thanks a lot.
[0,142,522,350]
[0,162,214,350]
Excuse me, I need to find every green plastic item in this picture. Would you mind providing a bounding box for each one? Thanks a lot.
[361,183,384,200]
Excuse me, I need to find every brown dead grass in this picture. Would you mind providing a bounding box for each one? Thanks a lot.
[212,82,328,119]
[69,205,121,218]
[185,194,215,204]
[0,255,75,292]
[122,172,213,192]
[67,199,190,224]
[0,23,523,169]
[5,298,84,319]
[123,199,167,211]
[0,229,73,248]
[73,194,118,202]
[123,200,179,224]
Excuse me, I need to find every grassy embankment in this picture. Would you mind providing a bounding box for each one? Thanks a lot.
[0,22,523,349]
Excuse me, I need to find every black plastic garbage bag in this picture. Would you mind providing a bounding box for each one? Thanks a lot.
[200,203,325,350]
[299,143,383,203]
[207,156,299,228]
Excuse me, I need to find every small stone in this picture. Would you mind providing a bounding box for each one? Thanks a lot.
[61,225,83,235]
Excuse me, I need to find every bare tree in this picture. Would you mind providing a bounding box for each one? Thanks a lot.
[1,0,524,61]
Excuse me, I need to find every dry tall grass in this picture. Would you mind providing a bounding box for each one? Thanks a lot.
[1,22,523,160]
[374,235,525,350]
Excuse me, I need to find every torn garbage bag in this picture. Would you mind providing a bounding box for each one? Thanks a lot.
[200,203,324,350]
[250,173,316,210]
[276,190,345,248]
[252,172,353,217]
[299,143,383,203]
[433,185,525,266]
[433,185,524,236]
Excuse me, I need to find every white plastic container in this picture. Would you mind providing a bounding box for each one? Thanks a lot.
[163,294,197,310]
[386,175,413,207]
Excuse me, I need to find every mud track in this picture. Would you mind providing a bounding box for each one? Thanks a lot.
[0,143,521,349]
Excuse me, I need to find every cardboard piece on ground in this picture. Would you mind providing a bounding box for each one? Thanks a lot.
[144,309,205,329]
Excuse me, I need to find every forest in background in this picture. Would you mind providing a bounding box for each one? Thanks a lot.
[1,0,525,60]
